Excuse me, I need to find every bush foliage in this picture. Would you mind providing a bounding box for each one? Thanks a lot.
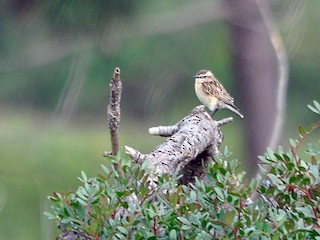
[45,101,320,239]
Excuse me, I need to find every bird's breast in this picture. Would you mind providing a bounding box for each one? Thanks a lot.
[194,83,218,111]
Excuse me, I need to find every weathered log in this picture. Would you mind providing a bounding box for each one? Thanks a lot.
[125,105,233,184]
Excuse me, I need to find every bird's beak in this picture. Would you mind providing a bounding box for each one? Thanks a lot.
[193,75,197,79]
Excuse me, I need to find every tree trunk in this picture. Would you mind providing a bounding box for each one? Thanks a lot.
[226,0,277,176]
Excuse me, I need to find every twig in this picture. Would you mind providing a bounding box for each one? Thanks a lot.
[106,67,123,174]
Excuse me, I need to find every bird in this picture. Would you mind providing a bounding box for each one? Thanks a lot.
[194,69,244,118]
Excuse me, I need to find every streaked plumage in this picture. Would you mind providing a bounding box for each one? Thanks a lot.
[194,69,244,118]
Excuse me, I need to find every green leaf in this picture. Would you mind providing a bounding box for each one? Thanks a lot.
[189,190,197,203]
[43,211,57,220]
[177,217,191,226]
[289,176,298,184]
[274,153,283,161]
[169,229,177,240]
[284,219,295,231]
[271,232,280,240]
[88,220,99,235]
[214,187,225,201]
[276,209,287,225]
[189,213,201,226]
[225,210,236,226]
[313,100,320,112]
[267,173,284,190]
[287,162,294,171]
[267,148,275,159]
[76,197,87,206]
[181,225,191,230]
[296,205,314,218]
[308,103,320,114]
[76,187,88,200]
[289,138,298,148]
[306,144,320,156]
[81,171,88,182]
[101,164,110,175]
[117,226,128,235]
[309,165,319,180]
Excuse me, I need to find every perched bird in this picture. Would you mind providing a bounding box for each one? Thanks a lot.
[194,69,244,118]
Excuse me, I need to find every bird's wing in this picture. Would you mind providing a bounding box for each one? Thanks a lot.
[201,78,234,104]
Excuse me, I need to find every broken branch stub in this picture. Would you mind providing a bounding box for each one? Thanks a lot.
[106,67,124,176]
[125,105,233,183]
[107,67,122,156]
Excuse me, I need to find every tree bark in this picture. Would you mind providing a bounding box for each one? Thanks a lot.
[226,0,278,176]
[105,67,123,175]
[125,105,233,184]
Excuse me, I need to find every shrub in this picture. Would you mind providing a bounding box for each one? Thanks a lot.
[45,101,320,239]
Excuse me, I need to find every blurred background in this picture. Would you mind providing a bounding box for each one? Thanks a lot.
[0,0,319,239]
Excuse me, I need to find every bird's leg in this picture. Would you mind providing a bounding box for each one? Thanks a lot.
[210,108,218,117]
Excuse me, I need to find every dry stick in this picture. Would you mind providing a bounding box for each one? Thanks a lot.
[105,67,123,175]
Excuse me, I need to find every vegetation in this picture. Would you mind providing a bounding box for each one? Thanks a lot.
[45,101,320,239]
[1,1,320,238]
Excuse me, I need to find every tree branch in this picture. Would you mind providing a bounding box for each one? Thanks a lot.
[107,67,122,156]
[105,67,123,174]
[125,105,232,183]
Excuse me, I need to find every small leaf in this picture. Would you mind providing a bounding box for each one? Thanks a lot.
[284,219,295,231]
[289,138,298,148]
[274,153,283,161]
[225,210,236,226]
[101,164,110,175]
[287,162,294,171]
[117,226,128,235]
[308,104,320,114]
[271,232,280,240]
[300,159,308,170]
[296,205,314,218]
[177,217,191,225]
[181,225,191,230]
[309,165,319,180]
[313,100,320,112]
[289,176,298,184]
[43,212,56,220]
[169,229,177,240]
[267,174,283,188]
[283,154,291,163]
[76,197,87,206]
[214,187,225,201]
[88,220,99,235]
[189,190,197,203]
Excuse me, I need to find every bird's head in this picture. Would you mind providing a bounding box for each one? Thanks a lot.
[193,70,214,83]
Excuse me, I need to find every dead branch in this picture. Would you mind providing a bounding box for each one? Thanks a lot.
[107,67,122,155]
[125,105,233,184]
[105,67,123,174]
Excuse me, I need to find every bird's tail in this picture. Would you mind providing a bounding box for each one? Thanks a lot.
[225,103,244,118]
